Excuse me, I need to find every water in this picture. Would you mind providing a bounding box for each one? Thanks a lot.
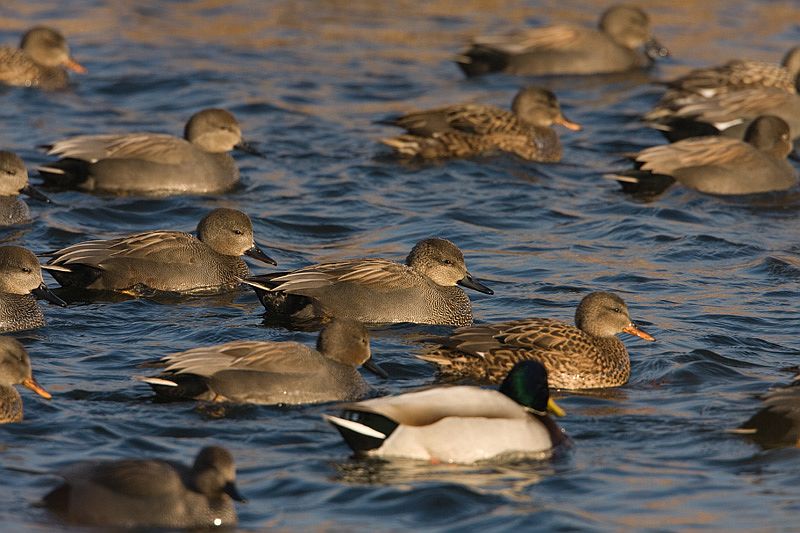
[1,0,800,530]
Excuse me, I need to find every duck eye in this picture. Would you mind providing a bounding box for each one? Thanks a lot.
[21,267,32,273]
[233,229,243,235]
[611,307,622,313]
[441,259,453,265]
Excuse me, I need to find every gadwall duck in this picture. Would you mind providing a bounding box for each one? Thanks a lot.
[325,360,568,463]
[380,86,581,161]
[0,246,66,332]
[0,337,51,423]
[38,108,263,195]
[243,238,493,327]
[140,319,385,405]
[0,151,50,226]
[733,374,800,449]
[456,5,668,77]
[419,291,654,388]
[44,208,276,295]
[610,115,796,195]
[0,27,86,90]
[43,446,245,528]
[646,46,800,141]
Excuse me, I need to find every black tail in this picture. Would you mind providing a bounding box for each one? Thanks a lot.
[455,45,509,77]
[326,410,399,454]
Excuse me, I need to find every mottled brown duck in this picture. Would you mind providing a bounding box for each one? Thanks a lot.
[0,337,51,423]
[380,86,580,161]
[0,26,86,90]
[418,291,654,389]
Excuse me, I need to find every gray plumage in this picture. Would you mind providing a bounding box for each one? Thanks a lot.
[381,86,581,161]
[0,151,32,225]
[0,337,51,423]
[419,291,655,389]
[0,246,65,332]
[44,208,276,294]
[43,446,244,528]
[611,115,797,195]
[735,375,800,449]
[0,26,86,90]
[39,109,257,194]
[140,319,376,405]
[456,5,669,77]
[244,237,493,327]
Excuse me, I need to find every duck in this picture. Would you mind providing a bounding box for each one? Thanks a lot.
[0,337,51,423]
[42,446,245,528]
[43,208,276,295]
[456,4,669,77]
[380,86,581,161]
[0,245,66,332]
[733,374,800,449]
[418,291,654,388]
[38,108,263,195]
[0,26,86,90]
[609,115,796,196]
[325,360,569,463]
[646,46,800,141]
[0,150,51,226]
[242,237,493,328]
[139,319,385,405]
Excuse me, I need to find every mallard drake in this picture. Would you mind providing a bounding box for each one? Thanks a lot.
[325,360,568,463]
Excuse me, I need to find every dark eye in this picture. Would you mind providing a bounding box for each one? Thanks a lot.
[442,259,453,265]
[21,267,32,273]
[233,229,244,235]
[611,307,622,313]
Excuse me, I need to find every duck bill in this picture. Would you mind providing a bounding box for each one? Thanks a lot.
[622,323,655,342]
[65,57,87,74]
[223,481,247,503]
[234,141,266,159]
[457,272,493,295]
[244,244,277,266]
[21,185,52,203]
[22,377,52,399]
[32,283,67,307]
[556,115,582,132]
[547,398,566,417]
[363,359,389,379]
[645,37,670,59]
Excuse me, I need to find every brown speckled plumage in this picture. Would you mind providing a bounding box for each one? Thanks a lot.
[0,337,51,423]
[418,291,654,389]
[381,86,579,161]
[0,27,85,91]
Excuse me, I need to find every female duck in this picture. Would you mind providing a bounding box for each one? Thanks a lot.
[0,337,51,423]
[419,291,654,388]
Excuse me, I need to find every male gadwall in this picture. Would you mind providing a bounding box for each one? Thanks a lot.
[610,115,796,195]
[0,26,86,90]
[0,337,51,423]
[140,319,384,405]
[44,208,276,294]
[419,291,654,388]
[325,360,568,463]
[243,238,493,327]
[0,246,66,332]
[0,151,50,226]
[456,5,668,77]
[38,109,263,195]
[646,46,800,140]
[43,446,245,528]
[380,86,581,161]
[732,374,800,449]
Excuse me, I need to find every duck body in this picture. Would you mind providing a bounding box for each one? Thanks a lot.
[141,320,378,405]
[0,27,86,90]
[0,246,65,332]
[325,360,568,463]
[43,446,244,528]
[456,5,668,77]
[39,109,255,195]
[245,238,492,327]
[419,291,654,388]
[44,208,275,294]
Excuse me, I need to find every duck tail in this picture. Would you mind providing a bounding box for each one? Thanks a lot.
[324,411,398,454]
[380,135,423,157]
